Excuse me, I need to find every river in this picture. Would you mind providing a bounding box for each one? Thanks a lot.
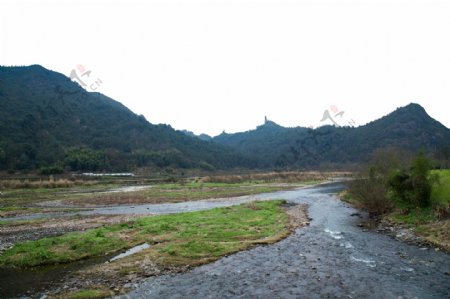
[120,183,450,299]
[1,183,449,298]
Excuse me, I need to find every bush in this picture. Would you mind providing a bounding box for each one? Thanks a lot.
[348,150,440,215]
[388,169,414,204]
[411,152,435,207]
[39,166,64,175]
[388,152,437,208]
[347,171,392,216]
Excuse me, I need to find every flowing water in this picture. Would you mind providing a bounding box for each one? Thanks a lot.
[1,183,449,298]
[123,183,450,299]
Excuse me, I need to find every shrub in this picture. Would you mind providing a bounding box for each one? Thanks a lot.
[347,171,392,216]
[388,169,414,204]
[388,152,437,208]
[411,151,435,207]
[39,166,64,175]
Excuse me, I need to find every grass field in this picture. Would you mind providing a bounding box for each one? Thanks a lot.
[64,288,112,299]
[0,172,331,207]
[72,181,311,206]
[0,184,119,207]
[0,200,290,268]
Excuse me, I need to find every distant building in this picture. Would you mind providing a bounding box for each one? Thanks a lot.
[80,173,135,177]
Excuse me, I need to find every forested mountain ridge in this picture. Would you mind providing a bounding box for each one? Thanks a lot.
[0,65,254,172]
[212,104,450,168]
[1,65,448,172]
[214,120,309,167]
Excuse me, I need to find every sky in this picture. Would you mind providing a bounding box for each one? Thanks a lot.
[1,0,450,136]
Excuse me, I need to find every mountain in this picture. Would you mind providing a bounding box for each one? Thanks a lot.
[212,104,450,169]
[0,65,254,172]
[180,130,212,141]
[1,65,448,173]
[214,120,308,168]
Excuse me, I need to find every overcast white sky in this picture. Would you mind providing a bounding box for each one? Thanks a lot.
[1,0,450,136]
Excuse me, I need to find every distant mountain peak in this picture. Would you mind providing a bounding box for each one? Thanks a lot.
[398,103,427,115]
[361,102,446,132]
[379,103,436,125]
[214,102,450,168]
[28,64,47,70]
[258,116,282,129]
[262,120,280,127]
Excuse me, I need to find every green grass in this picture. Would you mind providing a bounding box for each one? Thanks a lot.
[0,200,289,268]
[387,208,438,226]
[64,288,111,299]
[338,190,359,205]
[0,228,127,267]
[431,169,450,207]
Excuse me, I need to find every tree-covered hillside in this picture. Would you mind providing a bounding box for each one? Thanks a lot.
[213,104,450,169]
[1,65,449,172]
[0,65,254,172]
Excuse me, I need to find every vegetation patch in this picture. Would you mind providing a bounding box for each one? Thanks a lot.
[385,210,450,251]
[0,173,327,207]
[57,288,112,299]
[0,183,118,207]
[346,150,450,251]
[0,206,89,218]
[415,220,450,251]
[0,206,42,218]
[0,200,290,268]
[67,181,317,206]
[201,171,344,184]
[338,190,359,206]
[430,169,450,216]
[0,179,100,190]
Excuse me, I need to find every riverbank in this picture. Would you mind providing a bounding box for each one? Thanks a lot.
[55,202,309,299]
[125,183,450,299]
[380,214,450,252]
[2,182,448,298]
[340,190,450,253]
[0,200,309,298]
[0,173,328,298]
